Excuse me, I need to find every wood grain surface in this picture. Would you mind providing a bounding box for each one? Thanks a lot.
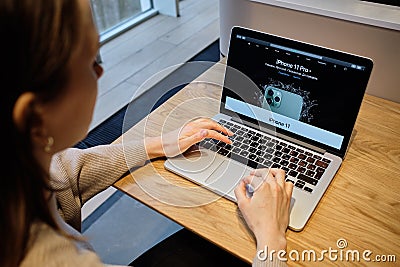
[113,60,400,266]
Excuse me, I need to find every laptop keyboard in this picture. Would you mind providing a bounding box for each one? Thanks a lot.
[198,119,331,193]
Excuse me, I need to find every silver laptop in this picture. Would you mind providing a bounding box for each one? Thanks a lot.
[164,26,373,231]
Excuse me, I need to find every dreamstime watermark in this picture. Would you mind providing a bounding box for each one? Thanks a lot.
[257,238,397,263]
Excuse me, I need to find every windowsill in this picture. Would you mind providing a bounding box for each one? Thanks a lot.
[250,0,400,31]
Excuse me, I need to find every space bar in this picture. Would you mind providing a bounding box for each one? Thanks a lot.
[230,153,263,169]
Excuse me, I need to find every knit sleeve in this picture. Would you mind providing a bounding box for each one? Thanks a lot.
[50,140,148,230]
[21,223,106,267]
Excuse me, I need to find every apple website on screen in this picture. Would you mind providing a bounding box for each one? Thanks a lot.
[224,32,370,151]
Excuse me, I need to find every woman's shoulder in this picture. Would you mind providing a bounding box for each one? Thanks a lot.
[20,222,104,267]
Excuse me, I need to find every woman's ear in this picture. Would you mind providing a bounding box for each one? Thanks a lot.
[13,92,47,144]
[13,92,36,132]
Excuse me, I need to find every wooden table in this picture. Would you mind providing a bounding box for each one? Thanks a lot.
[113,60,400,266]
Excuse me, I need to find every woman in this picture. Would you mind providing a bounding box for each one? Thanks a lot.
[0,0,293,266]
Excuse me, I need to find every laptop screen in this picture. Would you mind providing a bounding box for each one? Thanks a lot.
[221,26,373,157]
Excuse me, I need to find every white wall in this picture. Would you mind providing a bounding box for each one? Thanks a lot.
[219,0,400,103]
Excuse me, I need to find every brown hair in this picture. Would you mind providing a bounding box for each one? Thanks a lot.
[0,0,83,266]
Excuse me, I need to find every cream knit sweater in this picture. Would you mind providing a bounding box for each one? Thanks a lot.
[19,141,286,267]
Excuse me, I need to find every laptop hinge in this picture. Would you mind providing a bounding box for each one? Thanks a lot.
[231,117,326,154]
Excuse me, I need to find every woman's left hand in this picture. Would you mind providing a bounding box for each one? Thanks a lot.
[145,117,233,158]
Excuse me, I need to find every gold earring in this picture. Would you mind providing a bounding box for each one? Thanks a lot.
[44,136,54,153]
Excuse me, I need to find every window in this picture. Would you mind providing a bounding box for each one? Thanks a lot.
[90,0,157,44]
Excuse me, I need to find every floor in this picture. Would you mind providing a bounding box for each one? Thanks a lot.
[90,0,220,131]
[81,0,220,265]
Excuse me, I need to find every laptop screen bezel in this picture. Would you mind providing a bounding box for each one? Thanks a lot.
[220,26,374,158]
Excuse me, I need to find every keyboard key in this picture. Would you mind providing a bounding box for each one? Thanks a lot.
[297,173,318,186]
[313,155,322,160]
[265,148,274,154]
[288,170,298,177]
[272,157,281,163]
[264,153,273,160]
[218,148,230,157]
[224,144,232,150]
[235,136,244,142]
[240,144,249,150]
[250,142,259,148]
[303,187,313,193]
[306,170,315,177]
[258,145,267,150]
[297,166,306,173]
[316,167,325,174]
[240,150,249,157]
[255,150,264,156]
[298,160,307,167]
[316,160,329,169]
[216,142,225,148]
[307,164,316,170]
[231,153,258,168]
[288,163,297,170]
[306,157,315,164]
[232,141,241,147]
[263,161,273,168]
[322,158,331,164]
[315,171,323,180]
[210,145,220,152]
[236,130,245,136]
[259,139,267,145]
[251,136,259,141]
[232,147,241,154]
[271,163,281,168]
[249,147,257,154]
[295,180,305,189]
[280,160,289,166]
[201,142,213,149]
[286,178,295,184]
[297,154,307,160]
[256,157,264,164]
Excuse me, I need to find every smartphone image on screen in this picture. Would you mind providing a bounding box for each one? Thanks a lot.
[262,86,303,120]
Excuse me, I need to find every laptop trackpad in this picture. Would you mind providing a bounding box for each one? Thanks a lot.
[165,147,225,183]
[205,160,252,201]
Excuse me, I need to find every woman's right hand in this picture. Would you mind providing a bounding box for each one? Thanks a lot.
[234,168,293,252]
